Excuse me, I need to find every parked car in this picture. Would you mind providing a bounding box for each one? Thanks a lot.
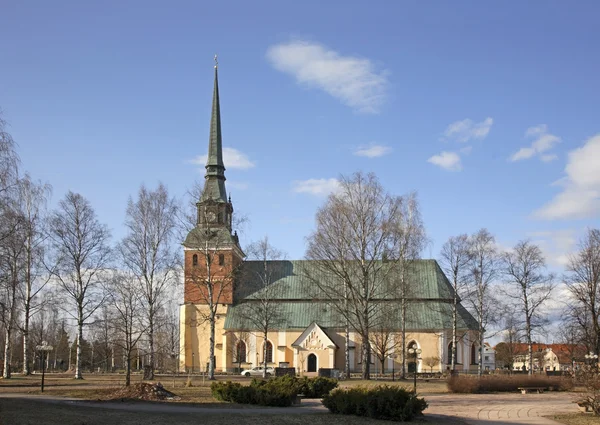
[240,366,275,377]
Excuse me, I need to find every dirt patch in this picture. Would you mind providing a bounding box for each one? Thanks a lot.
[105,382,180,401]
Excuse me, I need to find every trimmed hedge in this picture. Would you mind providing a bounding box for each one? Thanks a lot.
[211,375,338,407]
[447,375,574,393]
[322,386,428,421]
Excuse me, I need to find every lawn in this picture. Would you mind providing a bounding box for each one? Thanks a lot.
[551,414,600,425]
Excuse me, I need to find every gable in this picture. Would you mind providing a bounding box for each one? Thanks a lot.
[291,322,337,349]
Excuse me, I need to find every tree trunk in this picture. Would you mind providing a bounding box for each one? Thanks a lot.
[344,323,350,378]
[451,294,457,372]
[148,306,155,380]
[401,296,407,379]
[209,311,216,379]
[3,328,11,379]
[263,331,268,378]
[125,347,131,386]
[75,318,83,379]
[361,334,370,380]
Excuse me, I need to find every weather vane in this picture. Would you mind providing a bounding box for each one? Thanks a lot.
[214,54,218,69]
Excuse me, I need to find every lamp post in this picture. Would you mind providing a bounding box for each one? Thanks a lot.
[36,341,54,393]
[388,354,398,382]
[585,352,598,370]
[192,352,195,374]
[407,343,422,393]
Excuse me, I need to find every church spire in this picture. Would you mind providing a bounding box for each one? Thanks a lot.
[200,55,227,203]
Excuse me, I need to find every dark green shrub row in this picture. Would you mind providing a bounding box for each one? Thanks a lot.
[447,375,574,393]
[211,376,338,406]
[322,385,428,421]
[211,380,295,407]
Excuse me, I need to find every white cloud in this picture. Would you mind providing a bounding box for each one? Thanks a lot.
[527,229,577,267]
[353,144,392,158]
[266,40,388,114]
[427,151,462,171]
[442,117,493,143]
[190,147,255,170]
[292,178,340,196]
[510,124,561,162]
[534,134,600,220]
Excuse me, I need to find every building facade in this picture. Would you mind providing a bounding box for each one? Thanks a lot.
[179,65,479,374]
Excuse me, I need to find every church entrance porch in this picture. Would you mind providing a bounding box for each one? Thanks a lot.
[307,353,317,372]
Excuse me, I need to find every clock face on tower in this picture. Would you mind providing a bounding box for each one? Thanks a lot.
[206,211,217,222]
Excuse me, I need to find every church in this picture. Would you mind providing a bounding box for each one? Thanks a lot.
[179,63,479,375]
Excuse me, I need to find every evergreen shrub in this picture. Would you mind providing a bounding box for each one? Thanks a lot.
[322,385,428,421]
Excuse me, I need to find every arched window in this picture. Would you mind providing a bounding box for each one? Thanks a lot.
[264,341,273,363]
[471,343,478,365]
[192,254,198,266]
[448,342,454,364]
[219,254,225,266]
[236,341,247,363]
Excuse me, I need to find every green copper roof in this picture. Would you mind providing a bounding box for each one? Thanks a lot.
[235,259,456,301]
[200,66,227,204]
[224,300,477,331]
[224,259,477,331]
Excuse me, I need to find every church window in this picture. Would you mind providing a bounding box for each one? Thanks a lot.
[219,254,225,266]
[264,341,273,363]
[471,343,478,365]
[236,341,247,363]
[192,254,198,266]
[447,342,454,364]
[218,212,223,223]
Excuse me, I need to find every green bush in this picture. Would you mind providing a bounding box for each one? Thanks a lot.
[447,375,574,393]
[297,376,338,398]
[211,379,296,407]
[211,376,339,407]
[322,385,428,421]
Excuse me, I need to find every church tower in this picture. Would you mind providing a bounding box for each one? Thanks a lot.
[183,57,244,305]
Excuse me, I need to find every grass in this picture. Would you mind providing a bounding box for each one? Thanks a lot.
[551,413,600,425]
[0,398,466,425]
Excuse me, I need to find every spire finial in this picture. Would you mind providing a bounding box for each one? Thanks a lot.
[214,54,218,69]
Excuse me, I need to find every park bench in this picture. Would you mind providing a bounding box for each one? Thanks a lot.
[517,387,546,394]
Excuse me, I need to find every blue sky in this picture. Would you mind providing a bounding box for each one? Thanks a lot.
[1,1,599,269]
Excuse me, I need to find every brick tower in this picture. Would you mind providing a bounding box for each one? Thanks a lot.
[180,58,244,372]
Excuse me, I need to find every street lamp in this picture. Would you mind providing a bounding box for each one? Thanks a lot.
[388,354,398,381]
[36,341,54,393]
[192,352,195,374]
[585,352,598,370]
[407,343,422,393]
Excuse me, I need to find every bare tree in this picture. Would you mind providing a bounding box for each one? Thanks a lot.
[468,228,499,376]
[49,191,112,379]
[439,234,472,373]
[423,356,440,373]
[15,175,52,374]
[305,172,425,380]
[369,306,402,376]
[0,110,19,199]
[238,236,286,377]
[107,272,146,386]
[119,183,179,379]
[502,240,555,375]
[0,205,25,378]
[390,192,428,379]
[565,229,600,354]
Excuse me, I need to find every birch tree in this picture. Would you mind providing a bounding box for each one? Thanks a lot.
[238,236,285,377]
[49,191,111,379]
[119,183,178,379]
[565,229,600,354]
[107,272,146,386]
[305,172,425,380]
[439,234,472,373]
[16,176,52,374]
[468,228,499,377]
[502,240,555,375]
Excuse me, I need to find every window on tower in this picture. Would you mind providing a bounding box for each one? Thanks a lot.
[219,254,225,266]
[192,254,198,266]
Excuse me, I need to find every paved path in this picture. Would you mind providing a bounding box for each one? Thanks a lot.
[424,393,580,425]
[0,392,581,424]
